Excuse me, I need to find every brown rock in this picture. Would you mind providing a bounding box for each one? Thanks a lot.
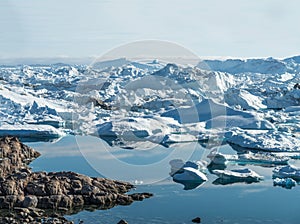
[2,180,17,195]
[46,180,61,195]
[23,195,38,208]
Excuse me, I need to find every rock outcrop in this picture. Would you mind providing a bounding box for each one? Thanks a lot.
[0,136,40,177]
[0,136,153,223]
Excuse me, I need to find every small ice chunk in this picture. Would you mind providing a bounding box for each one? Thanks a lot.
[273,177,296,189]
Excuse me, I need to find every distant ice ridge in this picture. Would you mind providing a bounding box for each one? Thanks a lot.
[0,56,299,147]
[226,129,300,152]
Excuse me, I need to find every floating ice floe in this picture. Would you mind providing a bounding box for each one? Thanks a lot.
[207,151,289,166]
[212,168,263,185]
[238,152,289,166]
[273,178,297,189]
[0,124,64,141]
[273,165,300,181]
[226,129,300,152]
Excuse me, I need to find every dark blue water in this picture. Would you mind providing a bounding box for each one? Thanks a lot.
[28,136,300,224]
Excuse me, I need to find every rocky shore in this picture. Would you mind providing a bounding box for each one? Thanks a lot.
[0,136,153,223]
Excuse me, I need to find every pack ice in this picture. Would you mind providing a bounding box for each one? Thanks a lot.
[0,56,299,152]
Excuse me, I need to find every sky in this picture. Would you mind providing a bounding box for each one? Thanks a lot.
[1,0,300,60]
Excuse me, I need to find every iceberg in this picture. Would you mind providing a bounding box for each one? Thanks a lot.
[238,152,289,166]
[273,165,300,181]
[226,129,300,152]
[170,160,208,190]
[273,178,297,189]
[0,124,64,142]
[212,168,263,185]
[95,117,182,148]
[173,167,207,185]
[207,151,288,167]
[161,98,255,124]
[224,88,267,110]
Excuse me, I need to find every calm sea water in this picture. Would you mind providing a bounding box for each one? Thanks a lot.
[28,136,300,224]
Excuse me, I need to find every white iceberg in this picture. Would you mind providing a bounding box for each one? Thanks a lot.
[173,167,208,183]
[213,168,263,183]
[207,150,288,166]
[225,88,267,110]
[95,116,202,148]
[238,152,289,166]
[273,165,300,181]
[161,98,255,124]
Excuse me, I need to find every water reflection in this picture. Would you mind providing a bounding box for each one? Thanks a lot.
[28,136,300,223]
[173,179,205,190]
[213,178,261,186]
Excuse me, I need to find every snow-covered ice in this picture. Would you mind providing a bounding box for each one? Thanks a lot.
[173,167,208,184]
[226,129,300,152]
[213,168,263,184]
[0,55,300,149]
[169,159,208,190]
[207,151,289,167]
[0,124,64,141]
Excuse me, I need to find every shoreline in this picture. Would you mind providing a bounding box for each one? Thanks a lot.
[0,136,152,223]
